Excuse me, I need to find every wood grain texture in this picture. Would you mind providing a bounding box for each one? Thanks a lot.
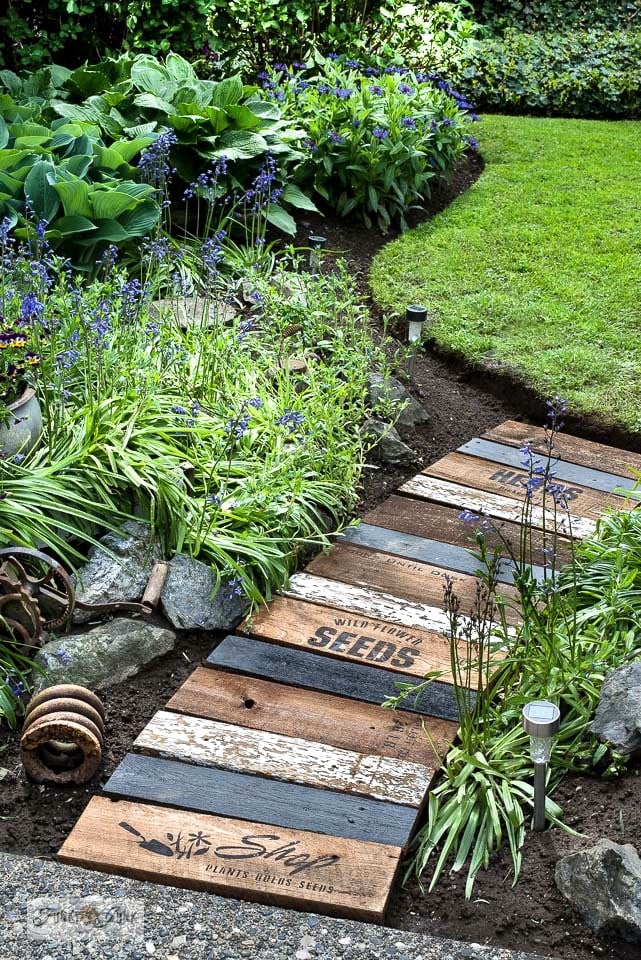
[306,542,521,626]
[425,453,632,522]
[340,522,546,585]
[58,796,401,922]
[206,635,472,721]
[135,710,433,806]
[363,496,573,565]
[284,573,517,641]
[167,667,457,766]
[459,438,636,494]
[104,753,419,848]
[483,420,641,479]
[248,595,475,685]
[399,474,597,540]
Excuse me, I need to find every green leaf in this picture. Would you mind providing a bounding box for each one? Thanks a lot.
[225,105,261,131]
[24,160,60,222]
[117,199,160,236]
[0,117,8,150]
[282,183,318,212]
[266,204,296,236]
[109,136,155,162]
[115,181,156,199]
[165,53,196,83]
[130,57,170,96]
[210,77,243,108]
[54,214,98,235]
[217,130,267,160]
[74,219,130,243]
[63,154,93,179]
[134,93,176,114]
[244,99,281,120]
[123,122,158,137]
[52,178,92,217]
[91,189,138,220]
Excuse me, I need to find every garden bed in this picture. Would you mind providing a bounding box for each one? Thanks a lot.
[1,158,640,960]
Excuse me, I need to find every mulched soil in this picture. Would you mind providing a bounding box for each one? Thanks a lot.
[2,155,640,960]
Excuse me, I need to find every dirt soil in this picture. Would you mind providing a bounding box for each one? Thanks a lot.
[2,156,641,960]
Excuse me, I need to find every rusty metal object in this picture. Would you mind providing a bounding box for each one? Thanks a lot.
[0,547,169,646]
[21,685,106,785]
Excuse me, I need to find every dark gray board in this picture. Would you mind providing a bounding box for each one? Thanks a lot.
[104,753,418,848]
[206,636,474,722]
[339,522,546,584]
[458,438,635,494]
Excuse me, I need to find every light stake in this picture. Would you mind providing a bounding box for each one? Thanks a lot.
[522,700,561,831]
[308,235,327,275]
[406,304,427,379]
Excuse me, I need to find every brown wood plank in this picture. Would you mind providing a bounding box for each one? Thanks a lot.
[58,796,401,922]
[363,495,573,565]
[425,452,633,521]
[248,596,478,686]
[167,666,456,766]
[306,542,521,626]
[135,710,433,806]
[483,419,641,479]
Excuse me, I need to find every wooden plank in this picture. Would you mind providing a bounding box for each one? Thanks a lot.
[167,667,456,766]
[483,419,641,479]
[206,635,472,721]
[103,753,419,849]
[135,710,433,807]
[459,437,636,494]
[306,542,521,626]
[425,453,632,522]
[340,522,546,584]
[284,573,517,641]
[58,796,401,922]
[248,596,475,686]
[363,495,574,566]
[400,474,597,540]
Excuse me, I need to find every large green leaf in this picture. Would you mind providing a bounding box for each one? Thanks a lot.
[282,183,319,212]
[0,70,22,98]
[134,93,176,114]
[210,77,243,109]
[244,99,281,120]
[165,53,196,83]
[65,65,113,98]
[63,154,93,179]
[24,160,60,221]
[0,117,8,150]
[116,181,156,199]
[225,105,262,131]
[50,101,105,124]
[74,219,129,243]
[91,189,138,220]
[202,106,229,135]
[110,136,155,162]
[131,57,171,96]
[54,214,98,235]
[266,204,297,236]
[123,122,158,137]
[216,130,267,160]
[52,178,92,218]
[117,200,160,236]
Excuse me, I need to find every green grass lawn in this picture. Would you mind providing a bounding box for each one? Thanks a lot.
[370,115,641,431]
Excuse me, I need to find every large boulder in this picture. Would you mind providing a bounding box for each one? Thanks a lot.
[590,661,641,757]
[161,554,249,631]
[367,372,429,429]
[33,619,176,692]
[555,839,641,943]
[73,521,161,624]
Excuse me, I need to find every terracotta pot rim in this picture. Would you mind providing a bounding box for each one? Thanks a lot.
[6,386,35,411]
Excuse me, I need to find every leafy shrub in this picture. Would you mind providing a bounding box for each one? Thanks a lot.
[450,27,641,117]
[472,0,640,32]
[263,57,476,229]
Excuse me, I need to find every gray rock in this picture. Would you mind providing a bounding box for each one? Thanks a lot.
[367,373,429,428]
[161,554,249,631]
[33,618,176,692]
[361,418,417,465]
[151,296,236,329]
[590,661,641,757]
[555,839,641,942]
[73,521,161,624]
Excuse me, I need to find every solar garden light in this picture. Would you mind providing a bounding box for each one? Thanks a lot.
[308,235,327,275]
[522,700,561,831]
[406,304,428,378]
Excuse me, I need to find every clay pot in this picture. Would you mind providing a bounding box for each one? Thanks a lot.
[0,387,43,459]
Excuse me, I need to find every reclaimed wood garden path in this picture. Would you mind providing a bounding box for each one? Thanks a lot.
[59,420,640,921]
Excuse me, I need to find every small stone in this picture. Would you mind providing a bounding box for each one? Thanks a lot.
[591,662,641,757]
[367,372,429,428]
[161,554,249,631]
[360,418,416,465]
[295,951,311,960]
[171,935,187,948]
[338,937,351,945]
[145,942,155,955]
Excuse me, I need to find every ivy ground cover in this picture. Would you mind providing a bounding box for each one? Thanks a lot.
[371,114,641,431]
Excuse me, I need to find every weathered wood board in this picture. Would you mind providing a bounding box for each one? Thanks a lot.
[167,667,457,766]
[135,710,433,806]
[284,572,517,641]
[399,473,597,539]
[363,495,573,565]
[483,419,641,479]
[306,542,521,625]
[340,521,546,584]
[459,437,636,494]
[248,596,474,686]
[104,753,419,848]
[59,796,401,922]
[425,453,632,521]
[206,635,474,720]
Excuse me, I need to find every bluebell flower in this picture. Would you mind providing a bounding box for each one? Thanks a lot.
[466,136,480,151]
[401,117,417,129]
[276,408,305,433]
[327,52,340,60]
[398,83,414,95]
[369,84,384,96]
[459,509,480,524]
[372,127,389,140]
[328,132,343,144]
[54,649,72,665]
[226,576,244,600]
[333,87,353,99]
